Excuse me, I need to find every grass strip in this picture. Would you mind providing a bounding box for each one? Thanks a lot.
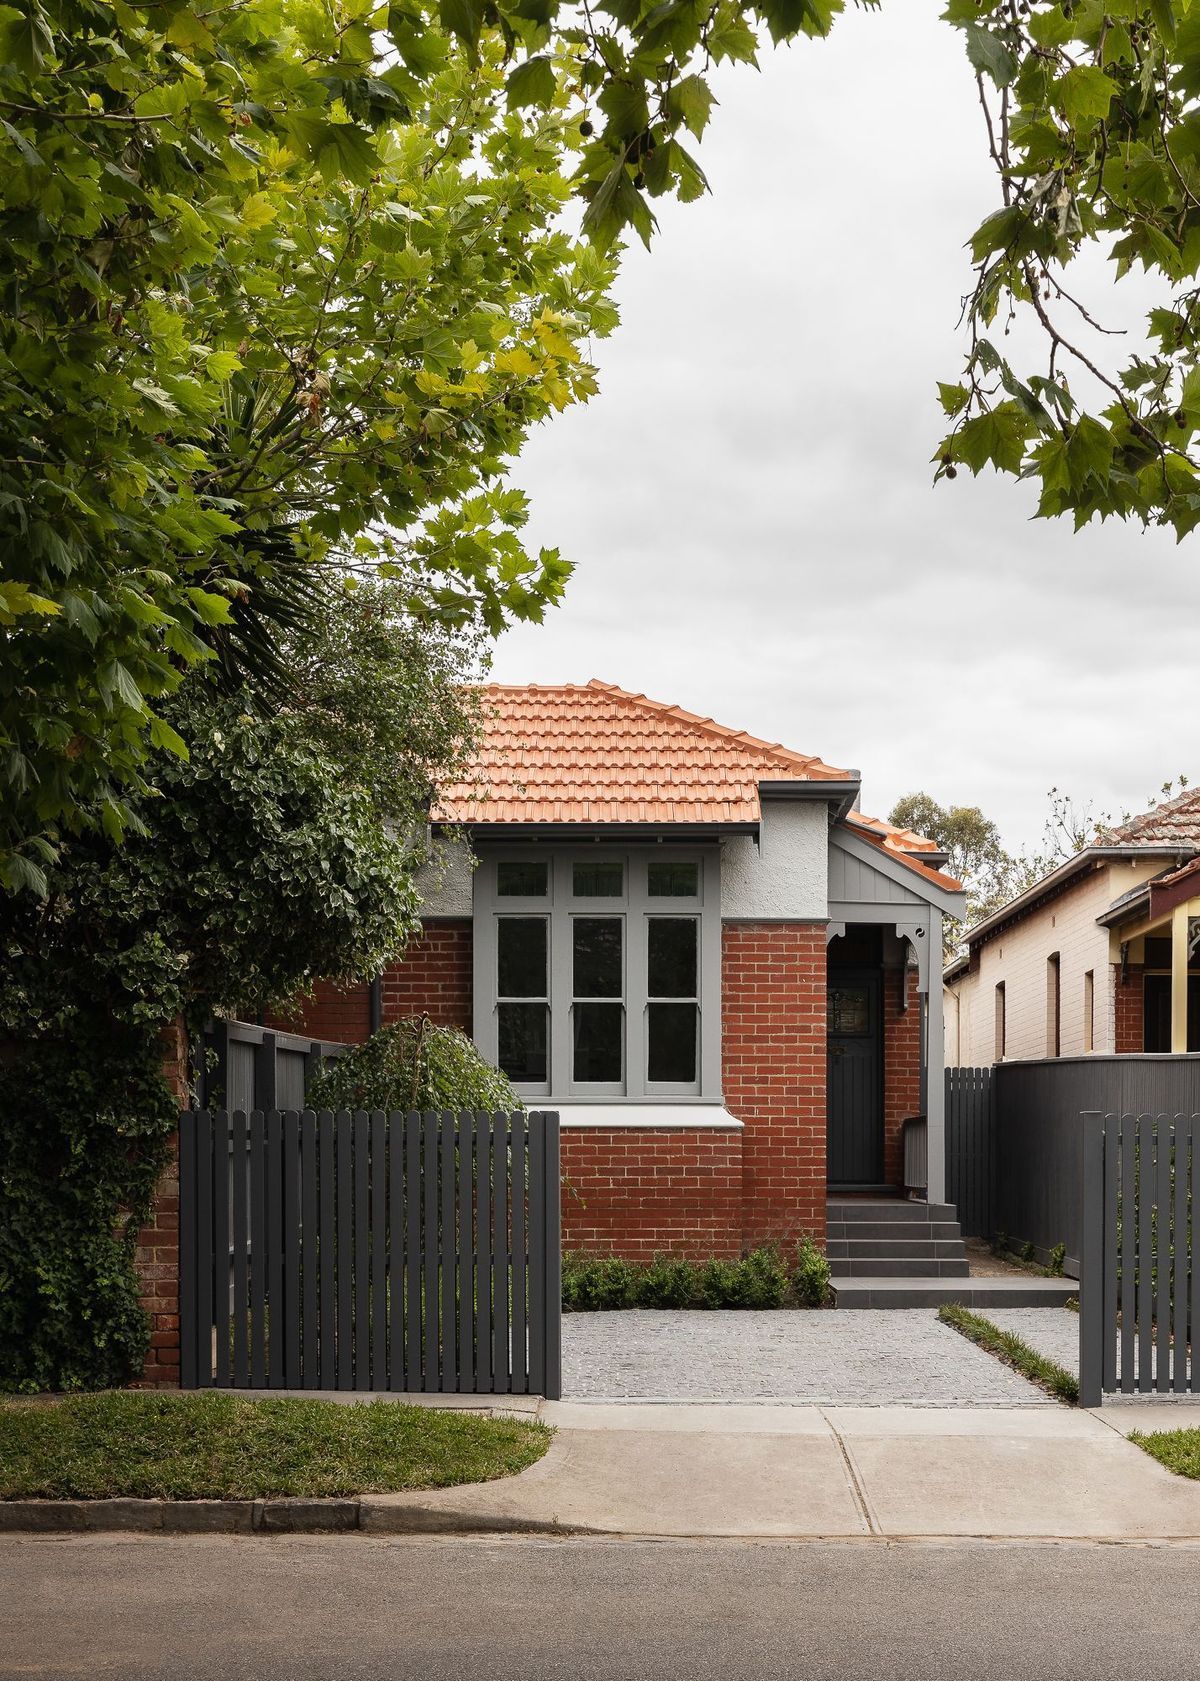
[0,1391,550,1501]
[1129,1428,1200,1479]
[937,1303,1079,1405]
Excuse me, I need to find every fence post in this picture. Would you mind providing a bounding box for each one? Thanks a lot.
[542,1111,562,1402]
[1079,1110,1105,1408]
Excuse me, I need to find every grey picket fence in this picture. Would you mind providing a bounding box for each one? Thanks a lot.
[944,1066,993,1239]
[178,1109,561,1399]
[1079,1111,1200,1405]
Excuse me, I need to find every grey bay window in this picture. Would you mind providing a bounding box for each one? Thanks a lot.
[475,849,720,1102]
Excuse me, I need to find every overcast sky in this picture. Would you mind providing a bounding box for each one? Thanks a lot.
[488,3,1199,851]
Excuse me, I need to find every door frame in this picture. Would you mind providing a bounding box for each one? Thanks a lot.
[825,965,884,1186]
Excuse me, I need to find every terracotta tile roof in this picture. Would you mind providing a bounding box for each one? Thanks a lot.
[432,680,853,828]
[1102,785,1200,849]
[845,814,964,894]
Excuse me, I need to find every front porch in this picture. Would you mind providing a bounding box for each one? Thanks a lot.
[1101,855,1200,1053]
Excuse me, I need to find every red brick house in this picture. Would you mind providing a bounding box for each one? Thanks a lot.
[279,681,965,1259]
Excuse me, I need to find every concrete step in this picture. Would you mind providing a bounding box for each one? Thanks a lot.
[827,1200,932,1223]
[826,1238,969,1261]
[828,1257,972,1279]
[830,1276,1080,1310]
[826,1220,963,1243]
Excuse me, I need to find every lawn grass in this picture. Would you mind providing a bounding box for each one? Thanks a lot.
[0,1391,550,1501]
[1129,1428,1200,1479]
[937,1302,1079,1405]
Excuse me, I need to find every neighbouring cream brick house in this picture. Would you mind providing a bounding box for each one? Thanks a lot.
[944,788,1200,1065]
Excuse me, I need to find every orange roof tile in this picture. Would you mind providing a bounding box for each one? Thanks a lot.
[432,680,852,828]
[432,683,963,899]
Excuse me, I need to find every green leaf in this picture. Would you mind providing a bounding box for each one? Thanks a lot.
[937,382,970,418]
[1056,66,1117,129]
[964,24,1017,88]
[664,74,716,139]
[0,3,53,75]
[506,56,556,109]
[147,714,190,760]
[186,587,236,627]
[314,122,380,187]
[438,0,484,51]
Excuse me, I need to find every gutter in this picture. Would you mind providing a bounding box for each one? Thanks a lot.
[759,777,861,825]
[962,846,1197,949]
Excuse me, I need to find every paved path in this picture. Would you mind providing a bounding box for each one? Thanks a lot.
[8,1534,1200,1681]
[562,1308,1049,1404]
[985,1306,1081,1373]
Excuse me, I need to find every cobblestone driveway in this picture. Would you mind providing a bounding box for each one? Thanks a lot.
[562,1309,1050,1405]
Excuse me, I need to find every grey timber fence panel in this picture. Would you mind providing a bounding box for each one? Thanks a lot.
[200,1019,346,1113]
[992,1057,1200,1275]
[1079,1111,1200,1404]
[944,1067,993,1238]
[179,1110,561,1397]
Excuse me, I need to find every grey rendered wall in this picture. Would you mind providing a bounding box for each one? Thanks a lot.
[414,835,475,917]
[720,801,828,920]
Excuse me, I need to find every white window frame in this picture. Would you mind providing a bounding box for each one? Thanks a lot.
[473,846,722,1104]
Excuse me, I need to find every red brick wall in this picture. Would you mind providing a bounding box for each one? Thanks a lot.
[380,921,472,1033]
[883,964,922,1188]
[134,1019,188,1388]
[268,978,372,1045]
[266,921,473,1046]
[721,922,827,1247]
[1114,962,1145,1054]
[561,1127,743,1260]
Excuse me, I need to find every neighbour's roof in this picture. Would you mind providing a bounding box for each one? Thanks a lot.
[432,680,962,894]
[1102,785,1200,848]
[946,783,1200,971]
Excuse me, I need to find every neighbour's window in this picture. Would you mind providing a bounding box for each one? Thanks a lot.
[1047,953,1061,1058]
[477,851,715,1100]
[994,982,1006,1061]
[1083,969,1094,1053]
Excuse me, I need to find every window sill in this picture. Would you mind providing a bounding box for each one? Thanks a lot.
[551,1105,743,1130]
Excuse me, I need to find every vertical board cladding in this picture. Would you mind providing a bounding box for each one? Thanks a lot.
[1113,963,1145,1054]
[883,964,923,1188]
[134,1019,188,1388]
[560,1128,744,1261]
[721,922,828,1247]
[264,920,474,1046]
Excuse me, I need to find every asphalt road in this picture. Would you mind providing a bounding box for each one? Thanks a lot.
[5,1533,1200,1681]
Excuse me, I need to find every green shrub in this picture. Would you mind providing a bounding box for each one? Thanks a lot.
[305,1019,518,1114]
[792,1235,832,1307]
[634,1255,698,1309]
[562,1244,818,1311]
[562,1253,637,1311]
[1048,1242,1066,1277]
[695,1258,742,1308]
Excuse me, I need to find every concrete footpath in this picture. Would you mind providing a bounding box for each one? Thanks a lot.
[360,1399,1200,1540]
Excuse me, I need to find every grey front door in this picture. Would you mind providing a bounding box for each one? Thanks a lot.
[826,973,883,1184]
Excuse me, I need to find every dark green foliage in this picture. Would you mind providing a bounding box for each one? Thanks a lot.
[0,612,472,1390]
[0,1033,178,1393]
[791,1235,833,1307]
[937,1303,1079,1405]
[562,1243,821,1311]
[634,1255,699,1310]
[0,1391,550,1499]
[305,1020,518,1115]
